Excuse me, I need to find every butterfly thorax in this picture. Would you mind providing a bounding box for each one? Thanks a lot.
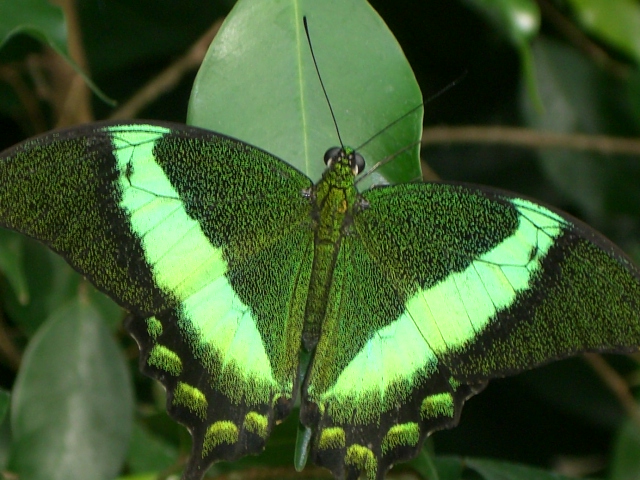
[302,148,361,351]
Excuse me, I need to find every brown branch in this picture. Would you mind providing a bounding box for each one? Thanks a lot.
[109,19,223,120]
[50,0,93,126]
[583,353,640,430]
[422,125,640,157]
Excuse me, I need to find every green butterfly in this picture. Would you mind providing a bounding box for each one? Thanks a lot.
[1,120,640,480]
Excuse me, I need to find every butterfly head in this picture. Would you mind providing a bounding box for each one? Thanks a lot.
[323,146,365,176]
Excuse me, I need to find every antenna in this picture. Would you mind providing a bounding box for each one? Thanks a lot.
[355,140,422,186]
[355,71,467,152]
[304,15,465,179]
[303,16,344,148]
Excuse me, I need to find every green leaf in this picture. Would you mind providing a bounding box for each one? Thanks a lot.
[84,286,124,332]
[433,456,464,480]
[116,474,158,480]
[0,234,123,333]
[610,419,640,480]
[0,229,28,304]
[465,0,540,45]
[1,240,80,336]
[566,0,640,64]
[8,298,133,480]
[126,422,178,475]
[627,70,640,130]
[407,449,441,480]
[464,0,542,109]
[0,389,10,426]
[0,0,112,104]
[188,0,423,187]
[466,457,576,480]
[0,0,67,52]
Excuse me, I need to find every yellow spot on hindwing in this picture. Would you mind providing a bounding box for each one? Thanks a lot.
[421,393,454,419]
[345,445,377,480]
[381,423,420,454]
[173,382,207,419]
[147,345,182,376]
[243,412,268,439]
[146,316,162,339]
[318,427,346,450]
[202,421,239,456]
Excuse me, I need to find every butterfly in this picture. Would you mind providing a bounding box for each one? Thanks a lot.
[1,120,640,479]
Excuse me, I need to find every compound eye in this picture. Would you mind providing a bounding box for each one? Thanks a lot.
[352,152,365,175]
[324,147,342,166]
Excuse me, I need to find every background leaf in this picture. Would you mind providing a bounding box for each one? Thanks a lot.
[0,0,110,103]
[0,389,9,425]
[0,0,68,54]
[466,457,577,480]
[189,0,423,186]
[8,299,133,480]
[565,0,640,64]
[609,418,640,480]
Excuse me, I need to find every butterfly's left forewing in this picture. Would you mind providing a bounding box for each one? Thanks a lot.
[301,181,640,480]
[0,122,315,478]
